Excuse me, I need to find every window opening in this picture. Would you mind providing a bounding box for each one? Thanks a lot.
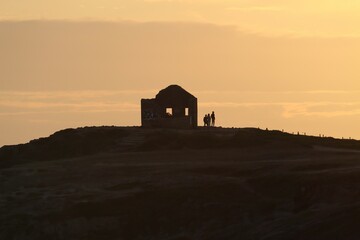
[166,108,173,117]
[185,108,189,116]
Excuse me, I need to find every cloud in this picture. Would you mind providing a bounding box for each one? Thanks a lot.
[0,91,144,116]
[0,90,156,99]
[226,6,284,12]
[200,101,360,118]
[282,102,360,118]
[2,90,360,119]
[194,90,360,95]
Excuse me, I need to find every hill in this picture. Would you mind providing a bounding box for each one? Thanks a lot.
[1,126,359,164]
[1,127,360,239]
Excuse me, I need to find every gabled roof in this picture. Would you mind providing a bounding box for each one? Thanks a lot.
[156,85,196,100]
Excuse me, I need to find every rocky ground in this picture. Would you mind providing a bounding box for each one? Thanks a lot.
[1,127,360,239]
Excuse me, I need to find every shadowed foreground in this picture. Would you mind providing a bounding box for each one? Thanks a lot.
[1,127,360,239]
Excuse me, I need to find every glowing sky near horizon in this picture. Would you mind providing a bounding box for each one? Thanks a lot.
[1,2,360,146]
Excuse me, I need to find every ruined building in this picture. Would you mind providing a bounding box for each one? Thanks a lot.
[141,85,198,128]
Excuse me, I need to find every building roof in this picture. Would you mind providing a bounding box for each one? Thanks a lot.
[156,85,196,104]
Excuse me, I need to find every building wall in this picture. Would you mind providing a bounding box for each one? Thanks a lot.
[141,98,198,128]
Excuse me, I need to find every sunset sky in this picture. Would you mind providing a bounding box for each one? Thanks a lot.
[1,1,360,146]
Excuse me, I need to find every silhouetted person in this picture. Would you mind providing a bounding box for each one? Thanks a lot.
[203,114,207,127]
[211,111,215,126]
[207,114,211,127]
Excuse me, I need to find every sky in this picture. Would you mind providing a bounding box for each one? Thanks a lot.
[1,1,360,146]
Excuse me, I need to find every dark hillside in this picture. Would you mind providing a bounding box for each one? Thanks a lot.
[0,127,129,165]
[1,127,359,165]
[1,127,360,239]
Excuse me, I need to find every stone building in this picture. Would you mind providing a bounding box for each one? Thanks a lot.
[141,85,198,128]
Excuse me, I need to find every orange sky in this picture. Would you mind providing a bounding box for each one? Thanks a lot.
[1,2,360,146]
[2,0,360,37]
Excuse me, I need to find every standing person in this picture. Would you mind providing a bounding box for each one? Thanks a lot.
[203,114,207,127]
[207,114,211,127]
[211,111,215,126]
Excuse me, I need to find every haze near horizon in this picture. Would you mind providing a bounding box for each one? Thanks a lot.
[1,1,360,146]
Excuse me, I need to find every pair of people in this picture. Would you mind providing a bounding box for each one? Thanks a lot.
[203,111,215,127]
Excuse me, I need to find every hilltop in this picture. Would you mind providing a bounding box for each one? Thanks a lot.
[1,127,360,239]
[1,126,359,164]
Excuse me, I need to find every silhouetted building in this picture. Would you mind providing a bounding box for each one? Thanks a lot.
[141,85,198,128]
